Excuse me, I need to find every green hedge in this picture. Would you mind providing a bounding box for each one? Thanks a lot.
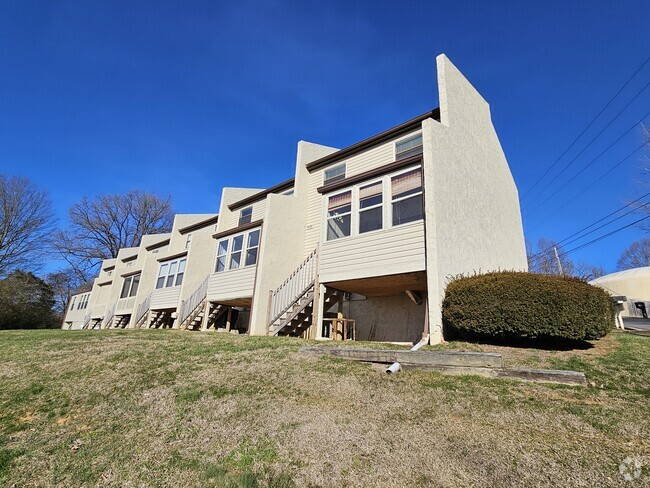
[442,272,615,342]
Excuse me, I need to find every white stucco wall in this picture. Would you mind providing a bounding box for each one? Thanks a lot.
[423,54,528,344]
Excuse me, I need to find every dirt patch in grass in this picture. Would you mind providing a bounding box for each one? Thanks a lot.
[0,329,648,486]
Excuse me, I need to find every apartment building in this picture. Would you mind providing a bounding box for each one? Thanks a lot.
[63,54,527,344]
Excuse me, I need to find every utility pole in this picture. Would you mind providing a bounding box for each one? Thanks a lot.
[553,246,564,275]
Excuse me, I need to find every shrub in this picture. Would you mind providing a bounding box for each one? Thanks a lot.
[442,272,615,342]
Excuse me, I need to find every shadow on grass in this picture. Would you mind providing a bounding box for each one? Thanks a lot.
[443,328,595,351]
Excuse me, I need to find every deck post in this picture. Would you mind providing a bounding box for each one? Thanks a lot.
[201,301,210,331]
[310,244,321,340]
[225,307,232,333]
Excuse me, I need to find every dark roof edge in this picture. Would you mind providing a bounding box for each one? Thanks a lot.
[157,250,189,262]
[317,154,423,194]
[228,179,295,211]
[121,254,138,263]
[178,215,219,235]
[306,109,439,172]
[213,219,263,239]
[145,238,170,251]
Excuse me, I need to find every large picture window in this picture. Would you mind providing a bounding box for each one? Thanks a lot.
[322,165,424,241]
[327,191,352,241]
[120,273,140,298]
[156,258,186,289]
[391,168,423,226]
[214,228,261,272]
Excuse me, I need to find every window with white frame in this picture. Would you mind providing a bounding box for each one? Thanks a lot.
[322,165,424,241]
[77,294,89,310]
[395,133,423,160]
[185,233,193,249]
[238,207,252,226]
[69,296,76,311]
[323,163,346,186]
[214,228,261,272]
[391,167,423,225]
[359,181,383,234]
[120,273,141,299]
[156,258,186,289]
[326,191,352,240]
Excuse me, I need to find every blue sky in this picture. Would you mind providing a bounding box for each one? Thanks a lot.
[1,0,648,274]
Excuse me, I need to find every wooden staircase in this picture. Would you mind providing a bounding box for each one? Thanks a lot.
[148,310,172,329]
[268,248,341,337]
[112,315,130,329]
[134,294,151,328]
[183,302,227,331]
[102,305,116,329]
[269,286,340,336]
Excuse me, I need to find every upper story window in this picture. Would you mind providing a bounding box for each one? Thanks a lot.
[326,191,352,240]
[391,168,424,225]
[395,134,423,160]
[120,273,141,299]
[69,296,76,311]
[323,165,424,241]
[323,163,346,186]
[185,233,193,249]
[156,258,186,289]
[239,207,252,226]
[77,294,89,310]
[214,228,261,273]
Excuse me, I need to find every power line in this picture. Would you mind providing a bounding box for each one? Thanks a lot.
[522,82,649,209]
[528,195,650,262]
[557,215,650,259]
[520,56,650,202]
[524,113,649,218]
[526,148,649,232]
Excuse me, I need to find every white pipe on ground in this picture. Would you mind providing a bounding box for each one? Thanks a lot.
[385,334,429,373]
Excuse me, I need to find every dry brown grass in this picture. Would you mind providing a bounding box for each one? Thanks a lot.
[0,329,648,487]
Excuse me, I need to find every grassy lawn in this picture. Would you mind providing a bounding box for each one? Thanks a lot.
[0,330,648,487]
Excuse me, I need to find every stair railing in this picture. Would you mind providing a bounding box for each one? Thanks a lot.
[82,313,91,330]
[268,248,317,326]
[103,304,116,329]
[179,275,209,326]
[135,293,151,327]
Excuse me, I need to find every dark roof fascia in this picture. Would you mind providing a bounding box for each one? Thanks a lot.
[97,279,113,286]
[306,109,438,172]
[156,250,189,262]
[213,220,263,240]
[178,215,219,235]
[228,179,295,212]
[317,154,423,194]
[121,254,138,263]
[120,269,142,278]
[145,239,170,251]
[103,265,115,271]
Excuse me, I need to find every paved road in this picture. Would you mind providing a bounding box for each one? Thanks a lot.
[622,317,650,331]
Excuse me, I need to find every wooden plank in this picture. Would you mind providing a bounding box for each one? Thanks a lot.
[494,368,587,386]
[300,347,503,368]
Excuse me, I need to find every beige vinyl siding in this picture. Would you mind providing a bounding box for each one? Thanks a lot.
[115,296,136,314]
[222,199,267,230]
[318,221,426,283]
[207,266,256,302]
[303,130,421,257]
[150,287,182,310]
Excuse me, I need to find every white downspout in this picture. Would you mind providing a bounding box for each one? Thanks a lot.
[386,334,430,373]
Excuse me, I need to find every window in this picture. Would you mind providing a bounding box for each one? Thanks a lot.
[69,297,76,311]
[391,168,423,226]
[77,294,89,310]
[359,181,383,234]
[120,273,141,298]
[396,134,423,160]
[230,235,244,269]
[327,191,352,240]
[185,233,193,249]
[323,163,346,186]
[214,228,261,272]
[245,229,260,266]
[156,258,186,289]
[215,239,229,272]
[239,207,252,226]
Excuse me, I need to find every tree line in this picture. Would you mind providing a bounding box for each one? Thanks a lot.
[0,174,174,329]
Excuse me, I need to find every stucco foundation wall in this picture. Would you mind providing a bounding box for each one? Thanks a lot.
[343,295,426,343]
[423,55,527,344]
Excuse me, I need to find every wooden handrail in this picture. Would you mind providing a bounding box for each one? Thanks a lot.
[268,248,317,325]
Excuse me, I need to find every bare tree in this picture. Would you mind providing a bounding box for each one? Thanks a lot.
[55,190,174,281]
[0,174,55,277]
[527,237,575,275]
[573,261,606,281]
[617,237,650,271]
[46,268,92,320]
